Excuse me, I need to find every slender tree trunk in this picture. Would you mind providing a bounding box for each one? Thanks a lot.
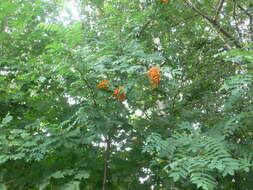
[1,17,7,32]
[234,172,241,190]
[102,136,111,190]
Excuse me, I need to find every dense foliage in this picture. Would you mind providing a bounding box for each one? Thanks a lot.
[0,0,253,189]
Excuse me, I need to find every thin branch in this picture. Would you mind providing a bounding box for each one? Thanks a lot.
[137,19,153,38]
[185,0,242,49]
[237,3,253,40]
[214,0,225,21]
[237,4,253,20]
[208,22,232,50]
[75,68,98,106]
[232,0,242,40]
[136,3,159,39]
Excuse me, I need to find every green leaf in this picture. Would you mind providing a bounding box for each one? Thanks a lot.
[169,172,181,182]
[2,114,13,125]
[59,181,80,190]
[0,184,7,190]
[0,155,8,164]
[51,171,65,179]
[38,181,50,190]
[74,170,90,180]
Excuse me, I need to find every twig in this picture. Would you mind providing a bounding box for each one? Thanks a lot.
[232,0,242,41]
[75,67,98,106]
[214,0,225,21]
[237,3,253,40]
[136,3,159,39]
[137,19,153,38]
[237,4,253,22]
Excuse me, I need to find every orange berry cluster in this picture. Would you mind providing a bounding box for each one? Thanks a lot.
[112,87,126,101]
[96,66,161,101]
[147,66,161,89]
[97,79,126,101]
[97,79,109,89]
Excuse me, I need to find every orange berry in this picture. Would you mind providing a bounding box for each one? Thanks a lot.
[162,0,169,3]
[97,79,109,89]
[112,87,121,97]
[111,87,126,101]
[118,93,126,101]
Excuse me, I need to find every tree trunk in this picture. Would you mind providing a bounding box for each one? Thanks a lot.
[102,136,111,190]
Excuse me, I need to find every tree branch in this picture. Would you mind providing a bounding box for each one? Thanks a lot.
[136,3,159,39]
[185,0,242,49]
[237,4,253,20]
[232,0,242,41]
[237,3,253,40]
[214,0,225,21]
[75,68,98,106]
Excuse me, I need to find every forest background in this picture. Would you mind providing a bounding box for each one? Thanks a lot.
[0,0,253,189]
